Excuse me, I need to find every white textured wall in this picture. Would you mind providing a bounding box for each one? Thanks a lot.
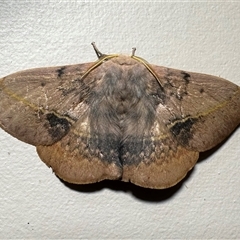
[0,1,239,239]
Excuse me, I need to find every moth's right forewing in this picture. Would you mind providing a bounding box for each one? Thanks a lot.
[152,65,240,152]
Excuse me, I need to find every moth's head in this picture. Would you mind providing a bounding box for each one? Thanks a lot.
[89,42,163,89]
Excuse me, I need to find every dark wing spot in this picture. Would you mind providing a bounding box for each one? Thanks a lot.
[46,113,71,140]
[57,67,66,78]
[181,71,191,84]
[170,117,197,145]
[200,88,204,93]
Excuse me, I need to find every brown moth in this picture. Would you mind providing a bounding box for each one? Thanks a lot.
[0,43,240,189]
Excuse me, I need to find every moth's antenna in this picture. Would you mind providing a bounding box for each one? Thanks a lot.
[91,42,104,59]
[131,47,136,57]
[82,43,118,80]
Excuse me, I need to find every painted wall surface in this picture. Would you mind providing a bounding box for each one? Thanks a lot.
[0,1,239,239]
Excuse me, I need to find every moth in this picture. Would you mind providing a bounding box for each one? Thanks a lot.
[0,43,239,189]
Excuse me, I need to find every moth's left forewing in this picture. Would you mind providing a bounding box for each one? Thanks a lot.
[151,64,240,152]
[0,63,93,146]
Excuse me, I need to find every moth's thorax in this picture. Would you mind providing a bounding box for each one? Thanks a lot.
[87,55,160,141]
[96,56,157,114]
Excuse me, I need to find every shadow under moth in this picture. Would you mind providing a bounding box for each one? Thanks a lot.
[0,43,239,189]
